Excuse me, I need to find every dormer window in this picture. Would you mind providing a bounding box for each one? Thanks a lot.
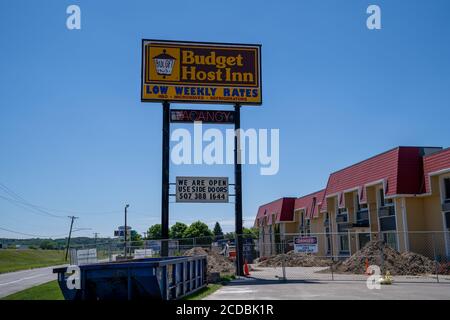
[444,178,450,204]
[354,192,368,212]
[378,188,394,207]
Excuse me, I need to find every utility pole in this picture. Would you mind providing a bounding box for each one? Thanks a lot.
[234,104,244,276]
[161,101,170,257]
[93,232,99,245]
[65,216,78,261]
[124,204,129,259]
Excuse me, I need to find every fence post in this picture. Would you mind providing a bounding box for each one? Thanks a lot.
[281,252,287,281]
[380,234,385,275]
[432,233,440,283]
[108,241,112,262]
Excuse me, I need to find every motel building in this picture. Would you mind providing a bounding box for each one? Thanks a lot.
[255,146,450,260]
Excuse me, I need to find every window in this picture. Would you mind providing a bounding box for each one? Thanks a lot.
[383,232,398,251]
[358,233,371,249]
[444,178,450,203]
[299,211,305,235]
[445,212,450,229]
[306,219,311,235]
[326,234,332,255]
[339,234,349,253]
[380,216,396,231]
[356,194,368,211]
[355,192,369,222]
[336,208,348,223]
[336,207,350,254]
[379,188,393,207]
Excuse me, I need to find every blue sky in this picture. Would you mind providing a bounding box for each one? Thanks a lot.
[1,0,449,238]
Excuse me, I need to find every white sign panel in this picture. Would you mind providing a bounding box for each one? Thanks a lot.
[176,176,229,203]
[76,248,98,265]
[134,249,155,259]
[294,236,318,253]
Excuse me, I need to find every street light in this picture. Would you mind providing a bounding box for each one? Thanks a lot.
[124,204,129,259]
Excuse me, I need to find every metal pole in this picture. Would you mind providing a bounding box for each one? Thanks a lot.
[234,104,244,276]
[161,101,170,257]
[65,216,78,261]
[124,204,129,259]
[432,233,439,283]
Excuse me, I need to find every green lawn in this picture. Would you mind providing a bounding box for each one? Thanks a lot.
[2,280,63,300]
[1,275,232,300]
[183,275,235,300]
[0,249,66,274]
[183,284,223,300]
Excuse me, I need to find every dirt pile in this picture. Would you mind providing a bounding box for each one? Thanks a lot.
[257,251,331,268]
[184,247,235,281]
[333,240,435,275]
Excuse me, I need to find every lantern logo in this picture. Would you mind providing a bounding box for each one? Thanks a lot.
[153,49,176,77]
[147,46,180,82]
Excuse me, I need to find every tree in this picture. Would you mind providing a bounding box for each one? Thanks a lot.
[243,227,258,239]
[183,221,213,244]
[130,230,144,246]
[213,222,223,238]
[170,222,188,239]
[40,240,56,250]
[224,232,235,240]
[147,224,162,240]
[224,227,257,240]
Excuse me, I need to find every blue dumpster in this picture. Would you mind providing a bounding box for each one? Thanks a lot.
[53,255,207,300]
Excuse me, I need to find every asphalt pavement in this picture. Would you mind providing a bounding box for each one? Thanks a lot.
[0,265,66,298]
[205,267,450,300]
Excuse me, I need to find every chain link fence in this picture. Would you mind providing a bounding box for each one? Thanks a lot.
[252,231,450,283]
[67,231,450,284]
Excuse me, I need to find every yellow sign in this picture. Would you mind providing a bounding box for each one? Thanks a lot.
[141,40,262,105]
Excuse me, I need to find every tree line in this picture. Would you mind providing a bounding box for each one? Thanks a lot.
[145,221,258,241]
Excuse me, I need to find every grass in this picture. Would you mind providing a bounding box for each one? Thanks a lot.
[183,284,223,300]
[0,249,66,274]
[1,274,235,301]
[1,280,63,300]
[183,275,236,300]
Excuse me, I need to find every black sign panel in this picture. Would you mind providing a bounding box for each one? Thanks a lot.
[170,109,235,124]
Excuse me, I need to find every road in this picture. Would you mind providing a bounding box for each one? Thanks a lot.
[205,267,450,300]
[0,265,66,298]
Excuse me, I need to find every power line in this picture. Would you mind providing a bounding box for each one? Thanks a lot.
[0,182,121,217]
[0,194,68,219]
[0,226,71,238]
[0,184,66,219]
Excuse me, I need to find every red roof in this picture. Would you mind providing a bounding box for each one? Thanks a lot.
[321,147,431,211]
[423,148,450,194]
[294,190,325,219]
[253,146,448,224]
[254,198,296,226]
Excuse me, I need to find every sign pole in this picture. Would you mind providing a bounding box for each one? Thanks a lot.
[234,104,244,276]
[161,101,170,257]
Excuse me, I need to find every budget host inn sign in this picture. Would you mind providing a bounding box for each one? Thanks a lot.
[141,40,262,105]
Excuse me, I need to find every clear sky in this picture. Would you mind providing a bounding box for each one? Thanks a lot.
[1,0,449,238]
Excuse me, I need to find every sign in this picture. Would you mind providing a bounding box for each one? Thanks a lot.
[134,249,155,259]
[294,236,318,253]
[170,109,235,124]
[141,40,262,105]
[176,176,229,203]
[146,240,179,252]
[75,249,97,265]
[114,226,131,238]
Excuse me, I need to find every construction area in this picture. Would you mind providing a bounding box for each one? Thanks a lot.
[67,234,450,286]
